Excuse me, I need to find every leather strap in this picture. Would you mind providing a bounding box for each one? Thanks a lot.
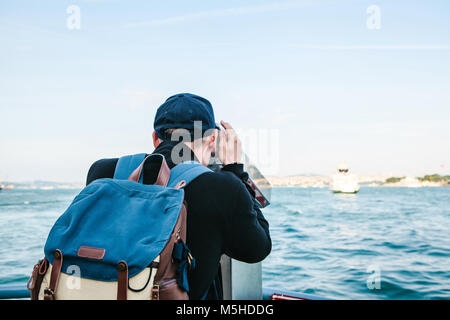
[28,258,48,300]
[128,154,171,186]
[38,258,49,275]
[117,261,128,300]
[44,250,63,300]
[27,263,39,290]
[155,156,170,186]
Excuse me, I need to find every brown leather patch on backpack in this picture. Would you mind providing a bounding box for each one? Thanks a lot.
[77,246,106,260]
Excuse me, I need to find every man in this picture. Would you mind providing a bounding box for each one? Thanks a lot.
[86,93,271,299]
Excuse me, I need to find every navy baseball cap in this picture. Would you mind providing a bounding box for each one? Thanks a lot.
[154,93,219,140]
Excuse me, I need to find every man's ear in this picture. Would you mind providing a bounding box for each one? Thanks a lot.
[204,129,217,144]
[152,131,161,148]
[207,132,217,152]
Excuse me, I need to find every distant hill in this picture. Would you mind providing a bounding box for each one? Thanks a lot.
[1,180,84,190]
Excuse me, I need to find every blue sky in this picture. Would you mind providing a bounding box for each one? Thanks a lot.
[1,0,449,181]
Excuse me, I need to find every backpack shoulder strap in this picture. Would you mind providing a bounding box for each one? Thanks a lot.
[167,161,212,188]
[113,153,147,181]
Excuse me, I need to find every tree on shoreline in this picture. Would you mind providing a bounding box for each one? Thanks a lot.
[385,174,450,184]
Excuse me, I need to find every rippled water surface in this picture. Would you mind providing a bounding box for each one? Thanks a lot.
[263,187,450,299]
[0,187,449,299]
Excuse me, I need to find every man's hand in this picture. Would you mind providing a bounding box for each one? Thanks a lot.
[218,120,242,166]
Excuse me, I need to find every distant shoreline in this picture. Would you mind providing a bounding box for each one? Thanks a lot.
[0,181,83,191]
[270,185,448,189]
[1,174,449,190]
[1,186,448,191]
[267,174,449,188]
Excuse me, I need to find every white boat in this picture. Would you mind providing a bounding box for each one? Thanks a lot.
[330,162,359,194]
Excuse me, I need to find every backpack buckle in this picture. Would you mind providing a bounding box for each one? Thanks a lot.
[151,284,160,300]
[43,288,55,300]
[187,252,193,268]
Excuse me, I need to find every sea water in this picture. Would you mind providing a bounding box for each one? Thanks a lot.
[0,187,449,299]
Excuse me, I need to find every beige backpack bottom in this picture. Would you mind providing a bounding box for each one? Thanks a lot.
[38,256,160,300]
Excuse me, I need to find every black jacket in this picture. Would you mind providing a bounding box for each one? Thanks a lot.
[86,140,271,299]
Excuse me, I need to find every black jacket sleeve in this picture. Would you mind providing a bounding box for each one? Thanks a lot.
[221,164,272,263]
[86,158,118,185]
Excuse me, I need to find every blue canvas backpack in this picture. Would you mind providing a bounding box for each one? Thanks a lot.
[27,153,211,300]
